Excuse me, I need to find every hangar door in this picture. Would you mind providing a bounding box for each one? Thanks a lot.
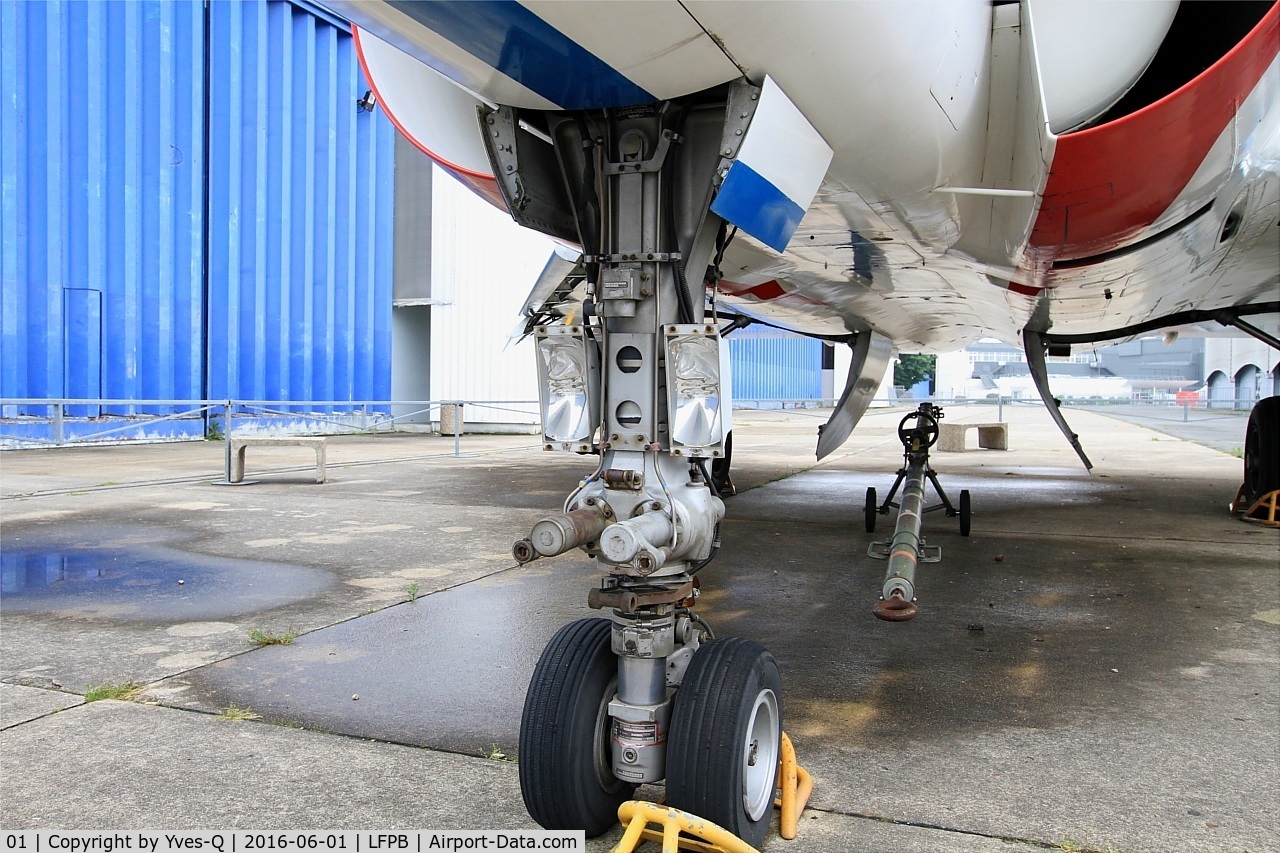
[0,0,394,430]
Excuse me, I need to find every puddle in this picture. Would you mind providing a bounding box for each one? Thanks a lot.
[1,537,334,622]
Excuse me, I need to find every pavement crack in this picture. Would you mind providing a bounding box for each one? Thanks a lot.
[810,805,1072,850]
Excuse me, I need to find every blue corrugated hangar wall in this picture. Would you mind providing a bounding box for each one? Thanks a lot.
[0,0,394,435]
[728,329,825,404]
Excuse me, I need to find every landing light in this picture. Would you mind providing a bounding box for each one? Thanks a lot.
[535,325,600,451]
[664,326,728,455]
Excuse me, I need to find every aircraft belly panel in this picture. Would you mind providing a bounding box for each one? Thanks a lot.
[331,0,1277,355]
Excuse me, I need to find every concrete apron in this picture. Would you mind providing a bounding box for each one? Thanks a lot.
[1,407,1276,852]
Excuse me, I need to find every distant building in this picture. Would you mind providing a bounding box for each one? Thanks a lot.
[935,340,1132,401]
[1204,338,1279,409]
[1094,337,1204,398]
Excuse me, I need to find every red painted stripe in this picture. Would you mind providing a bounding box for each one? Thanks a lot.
[1006,282,1043,298]
[727,280,787,301]
[352,26,507,212]
[1029,3,1279,261]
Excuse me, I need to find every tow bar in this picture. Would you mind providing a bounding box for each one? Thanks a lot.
[865,403,971,621]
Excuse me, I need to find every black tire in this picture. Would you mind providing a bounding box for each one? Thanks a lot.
[959,489,971,537]
[666,638,783,848]
[519,618,634,836]
[864,487,877,533]
[1243,396,1280,503]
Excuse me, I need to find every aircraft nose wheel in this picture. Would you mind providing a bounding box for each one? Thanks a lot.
[665,638,783,848]
[519,618,636,836]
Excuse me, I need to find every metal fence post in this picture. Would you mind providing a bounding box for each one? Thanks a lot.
[53,402,65,446]
[223,401,234,482]
[453,402,463,457]
[998,395,1004,422]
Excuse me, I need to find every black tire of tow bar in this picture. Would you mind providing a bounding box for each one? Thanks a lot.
[1243,396,1280,503]
[665,638,783,849]
[519,618,635,836]
[959,489,972,537]
[865,486,878,533]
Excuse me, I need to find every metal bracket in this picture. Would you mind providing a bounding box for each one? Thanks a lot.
[711,79,763,188]
[601,128,680,175]
[867,541,942,563]
[588,581,694,614]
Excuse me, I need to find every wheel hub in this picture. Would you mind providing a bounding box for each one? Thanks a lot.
[742,689,780,821]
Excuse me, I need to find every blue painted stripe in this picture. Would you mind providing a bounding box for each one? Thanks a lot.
[385,0,653,109]
[710,161,805,253]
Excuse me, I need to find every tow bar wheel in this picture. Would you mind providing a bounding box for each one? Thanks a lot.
[519,618,635,836]
[666,638,783,848]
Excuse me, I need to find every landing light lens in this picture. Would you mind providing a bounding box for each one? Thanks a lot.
[667,332,724,450]
[536,330,597,443]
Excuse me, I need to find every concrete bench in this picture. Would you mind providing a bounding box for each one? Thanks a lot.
[937,422,1008,453]
[229,436,327,483]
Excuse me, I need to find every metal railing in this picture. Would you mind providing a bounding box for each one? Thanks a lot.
[0,398,541,451]
[0,394,1261,451]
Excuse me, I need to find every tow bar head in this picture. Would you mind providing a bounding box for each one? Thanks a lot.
[874,595,919,622]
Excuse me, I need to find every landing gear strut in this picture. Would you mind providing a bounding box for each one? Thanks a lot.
[487,82,782,836]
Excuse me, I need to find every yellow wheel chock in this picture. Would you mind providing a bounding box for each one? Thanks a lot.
[611,802,759,853]
[1231,486,1280,529]
[609,732,813,853]
[775,732,813,840]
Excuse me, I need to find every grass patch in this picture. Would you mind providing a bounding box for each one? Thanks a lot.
[482,744,513,762]
[405,581,421,603]
[1229,446,1244,458]
[248,628,299,646]
[84,681,145,703]
[219,705,262,722]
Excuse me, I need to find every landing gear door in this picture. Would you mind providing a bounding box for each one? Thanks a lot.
[710,76,833,253]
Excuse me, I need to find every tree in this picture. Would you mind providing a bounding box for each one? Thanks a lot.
[894,354,936,390]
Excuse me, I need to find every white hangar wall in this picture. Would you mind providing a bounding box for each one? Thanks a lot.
[428,167,556,428]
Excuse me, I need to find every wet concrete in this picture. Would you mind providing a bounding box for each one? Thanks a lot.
[2,526,334,621]
[1,408,1277,851]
